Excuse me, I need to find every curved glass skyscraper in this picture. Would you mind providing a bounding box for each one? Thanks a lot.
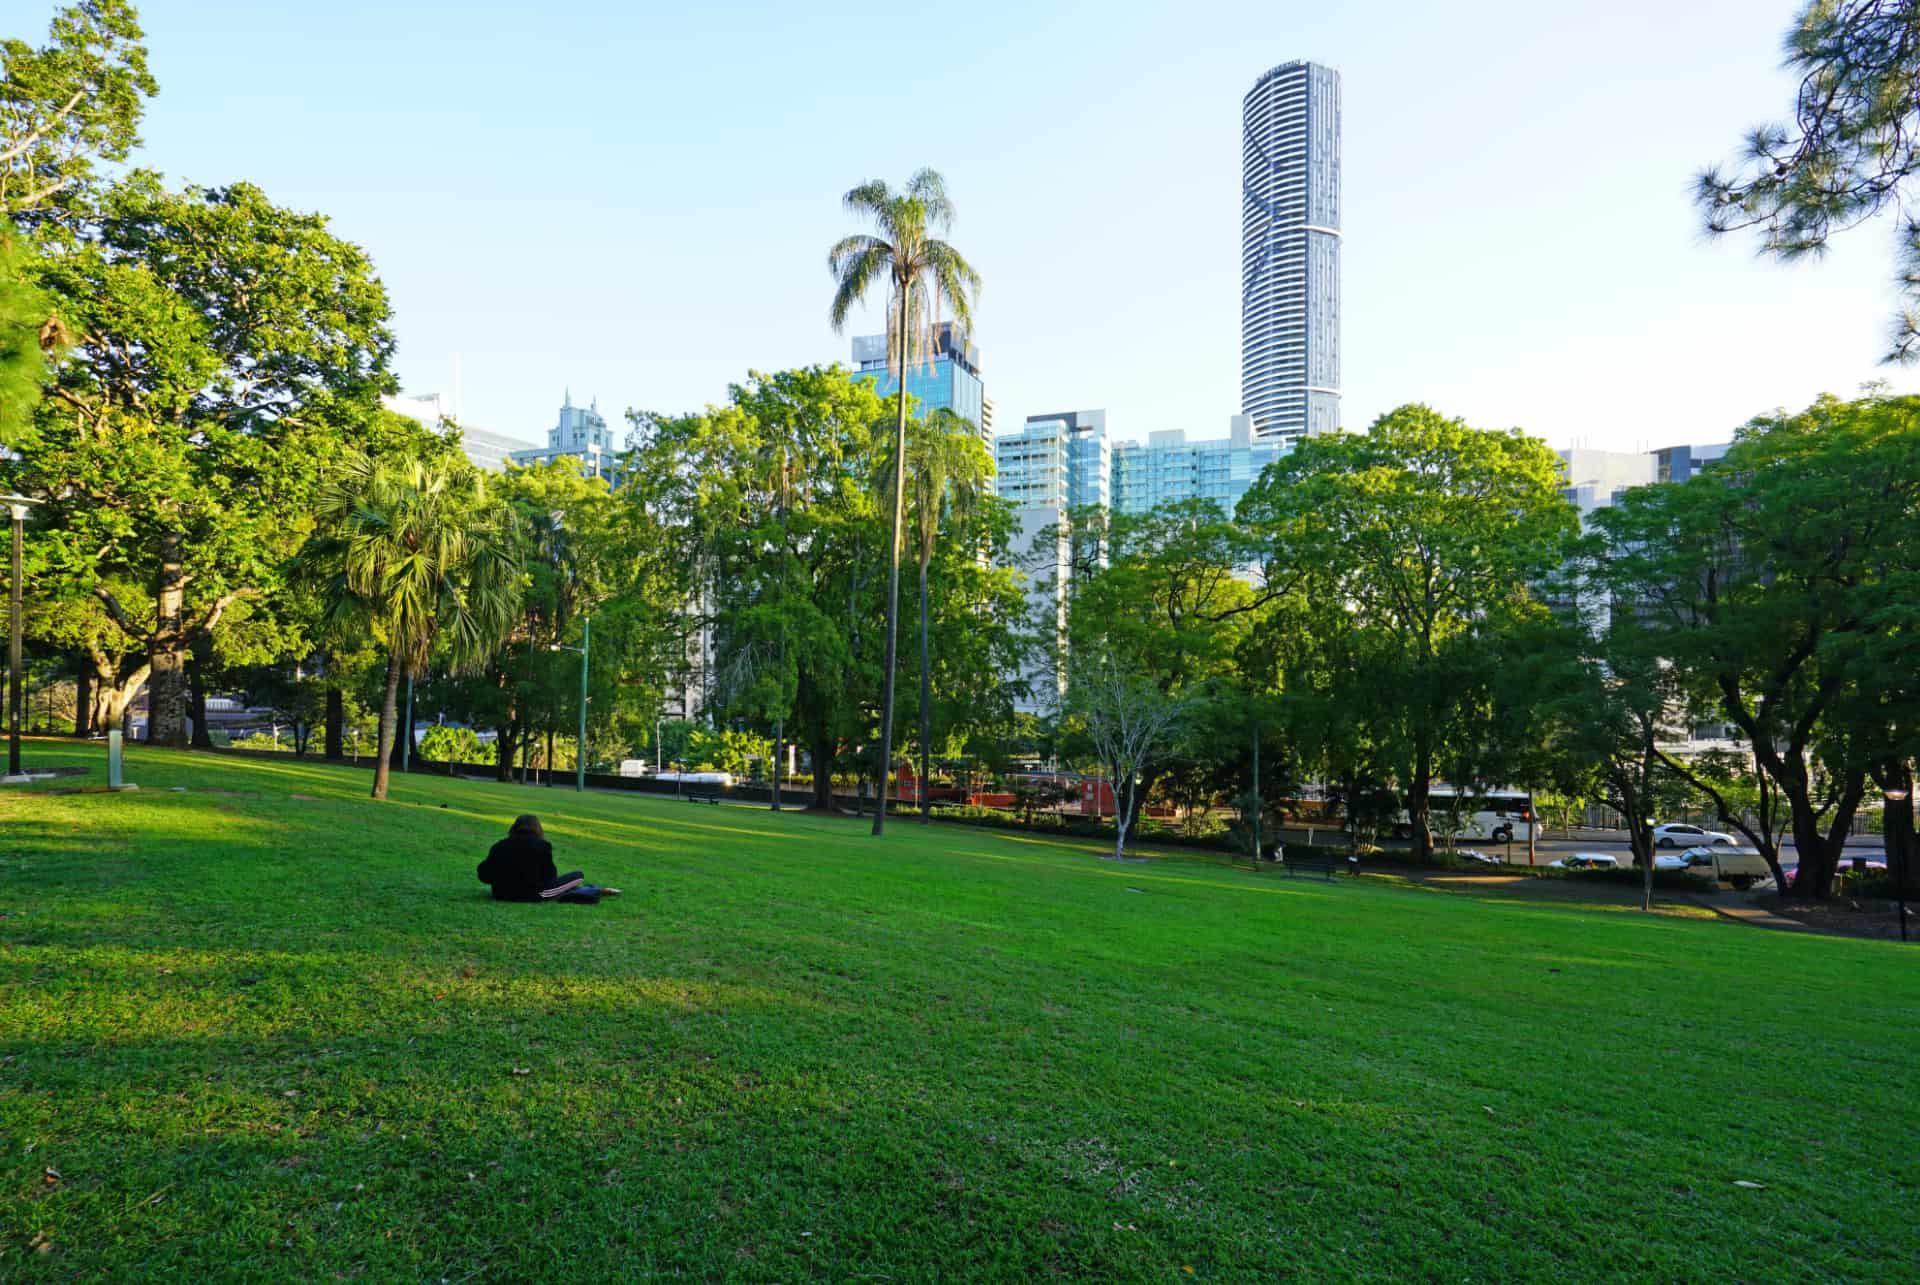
[1242,60,1340,442]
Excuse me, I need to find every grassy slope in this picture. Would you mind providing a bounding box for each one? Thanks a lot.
[1,743,1913,1281]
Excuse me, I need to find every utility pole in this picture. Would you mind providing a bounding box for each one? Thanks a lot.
[1251,721,1262,867]
[576,616,589,792]
[5,494,41,778]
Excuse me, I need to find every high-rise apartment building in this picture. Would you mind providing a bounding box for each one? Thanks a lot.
[1110,415,1285,517]
[848,322,988,445]
[991,411,1109,510]
[1242,60,1341,442]
[991,411,1109,713]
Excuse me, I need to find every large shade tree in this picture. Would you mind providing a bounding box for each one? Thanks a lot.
[827,168,980,835]
[1590,393,1920,898]
[12,173,394,746]
[1240,405,1579,862]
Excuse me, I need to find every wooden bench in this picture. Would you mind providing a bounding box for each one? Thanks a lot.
[684,792,721,806]
[1280,846,1345,881]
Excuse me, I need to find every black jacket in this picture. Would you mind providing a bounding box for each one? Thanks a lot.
[477,834,557,902]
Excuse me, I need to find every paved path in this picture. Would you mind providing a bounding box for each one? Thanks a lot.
[1688,894,1825,934]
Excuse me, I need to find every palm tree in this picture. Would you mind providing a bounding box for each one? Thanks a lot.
[310,450,523,801]
[827,168,981,837]
[906,408,990,821]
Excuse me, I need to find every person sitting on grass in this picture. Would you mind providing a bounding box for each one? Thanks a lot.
[477,814,621,905]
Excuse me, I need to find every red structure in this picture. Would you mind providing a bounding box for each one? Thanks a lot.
[1080,777,1115,818]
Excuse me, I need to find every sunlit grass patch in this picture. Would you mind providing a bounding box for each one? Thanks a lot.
[1,741,1911,1280]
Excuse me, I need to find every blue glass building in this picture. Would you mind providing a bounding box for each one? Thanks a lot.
[848,322,987,443]
[1109,416,1287,517]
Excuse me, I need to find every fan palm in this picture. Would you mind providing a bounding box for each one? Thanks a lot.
[828,168,981,836]
[309,450,523,800]
[906,407,990,820]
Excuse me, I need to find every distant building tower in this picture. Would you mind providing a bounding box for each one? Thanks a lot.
[991,410,1109,713]
[1242,60,1340,442]
[1109,415,1287,517]
[379,391,536,472]
[848,323,988,446]
[509,391,618,479]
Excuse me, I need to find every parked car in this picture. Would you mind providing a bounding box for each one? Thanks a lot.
[1652,851,1692,872]
[1678,846,1771,889]
[1652,822,1735,849]
[1453,849,1502,867]
[1549,853,1620,870]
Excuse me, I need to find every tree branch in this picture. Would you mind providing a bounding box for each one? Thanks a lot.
[0,87,88,165]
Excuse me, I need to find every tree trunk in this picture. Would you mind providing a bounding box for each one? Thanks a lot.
[871,288,910,839]
[89,652,149,736]
[918,557,932,823]
[324,684,344,759]
[147,531,190,747]
[546,729,555,787]
[1409,730,1434,862]
[186,636,214,749]
[1780,763,1866,900]
[371,650,403,801]
[72,659,91,738]
[810,731,835,811]
[771,719,783,812]
[496,720,516,783]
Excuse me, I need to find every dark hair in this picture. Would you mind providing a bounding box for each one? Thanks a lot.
[509,814,544,839]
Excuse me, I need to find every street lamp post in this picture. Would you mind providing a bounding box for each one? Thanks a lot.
[550,616,590,792]
[5,493,43,778]
[1886,783,1911,943]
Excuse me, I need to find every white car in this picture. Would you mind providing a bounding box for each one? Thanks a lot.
[1549,853,1620,870]
[1652,822,1734,849]
[1653,851,1692,872]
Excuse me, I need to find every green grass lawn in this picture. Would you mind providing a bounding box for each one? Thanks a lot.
[2,742,1914,1281]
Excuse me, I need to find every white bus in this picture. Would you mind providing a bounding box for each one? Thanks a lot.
[1390,787,1534,844]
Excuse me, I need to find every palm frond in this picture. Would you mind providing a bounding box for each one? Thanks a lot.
[922,239,981,335]
[842,179,893,220]
[905,168,954,231]
[829,240,892,333]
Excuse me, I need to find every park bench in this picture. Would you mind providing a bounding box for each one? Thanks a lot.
[684,792,722,806]
[1278,845,1347,881]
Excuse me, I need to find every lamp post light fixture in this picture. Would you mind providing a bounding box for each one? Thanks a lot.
[1885,783,1911,943]
[549,616,590,792]
[4,492,44,779]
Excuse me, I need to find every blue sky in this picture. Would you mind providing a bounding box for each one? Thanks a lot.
[113,0,1920,449]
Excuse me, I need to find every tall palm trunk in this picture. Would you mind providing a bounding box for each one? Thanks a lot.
[371,649,403,800]
[872,288,909,838]
[918,554,931,823]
